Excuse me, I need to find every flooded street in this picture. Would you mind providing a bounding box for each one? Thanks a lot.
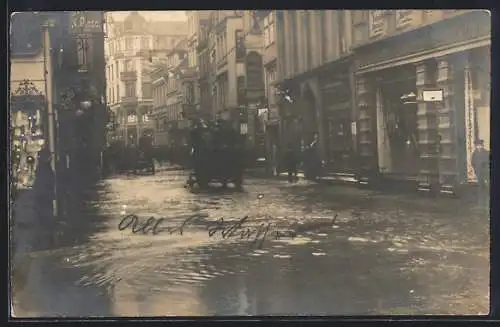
[12,170,489,317]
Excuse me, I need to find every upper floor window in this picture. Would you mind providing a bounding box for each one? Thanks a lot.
[352,10,366,25]
[338,11,347,54]
[140,37,149,51]
[263,12,275,47]
[125,82,136,98]
[125,37,133,50]
[125,59,134,71]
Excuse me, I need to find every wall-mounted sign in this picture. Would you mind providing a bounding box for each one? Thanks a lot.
[70,11,103,34]
[422,89,444,102]
[395,10,423,30]
[368,10,387,38]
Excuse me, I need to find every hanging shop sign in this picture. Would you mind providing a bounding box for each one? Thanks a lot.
[368,10,387,38]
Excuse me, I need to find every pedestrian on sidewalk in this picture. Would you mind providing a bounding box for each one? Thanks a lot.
[472,139,490,195]
[284,143,298,183]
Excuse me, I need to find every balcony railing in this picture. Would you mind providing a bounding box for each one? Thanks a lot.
[121,96,138,104]
[120,71,137,82]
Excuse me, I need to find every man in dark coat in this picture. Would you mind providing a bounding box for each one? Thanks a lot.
[471,139,489,190]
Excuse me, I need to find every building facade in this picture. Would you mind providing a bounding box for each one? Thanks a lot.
[10,13,53,188]
[275,10,355,175]
[150,39,190,148]
[207,11,245,125]
[197,13,213,120]
[351,10,490,192]
[187,11,211,112]
[261,11,280,173]
[10,11,107,217]
[104,11,187,146]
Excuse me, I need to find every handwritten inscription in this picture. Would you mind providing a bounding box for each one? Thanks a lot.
[118,213,339,249]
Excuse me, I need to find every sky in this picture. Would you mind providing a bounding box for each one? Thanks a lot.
[107,11,187,22]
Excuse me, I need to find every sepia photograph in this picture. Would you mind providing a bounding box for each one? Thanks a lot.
[9,9,490,317]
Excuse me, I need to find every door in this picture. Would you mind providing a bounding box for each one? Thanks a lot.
[325,110,352,172]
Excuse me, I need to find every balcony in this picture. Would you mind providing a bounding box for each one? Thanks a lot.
[120,71,137,82]
[136,49,150,57]
[121,96,138,104]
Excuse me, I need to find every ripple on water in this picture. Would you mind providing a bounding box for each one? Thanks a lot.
[273,236,312,246]
[387,247,409,254]
[273,254,292,259]
[312,252,326,256]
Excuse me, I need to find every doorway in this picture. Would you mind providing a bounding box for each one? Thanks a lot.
[379,74,420,177]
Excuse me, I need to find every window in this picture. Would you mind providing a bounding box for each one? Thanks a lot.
[125,37,133,50]
[290,11,299,73]
[320,11,328,62]
[235,30,245,60]
[141,37,149,51]
[302,12,311,71]
[338,11,346,54]
[264,12,275,47]
[352,10,366,25]
[125,59,133,71]
[142,82,152,99]
[125,82,136,97]
[266,67,277,104]
[115,61,119,79]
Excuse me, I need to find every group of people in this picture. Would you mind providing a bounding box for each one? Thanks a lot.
[102,133,156,175]
[283,132,323,184]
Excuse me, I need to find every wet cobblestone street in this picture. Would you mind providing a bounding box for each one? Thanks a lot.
[11,169,490,317]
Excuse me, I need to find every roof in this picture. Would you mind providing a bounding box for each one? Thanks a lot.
[10,12,45,56]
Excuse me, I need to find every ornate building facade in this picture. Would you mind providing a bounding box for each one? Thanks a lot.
[104,11,187,146]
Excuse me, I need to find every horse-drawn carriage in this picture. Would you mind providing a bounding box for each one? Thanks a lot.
[187,120,245,189]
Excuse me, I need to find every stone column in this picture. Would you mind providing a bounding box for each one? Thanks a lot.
[355,75,377,182]
[415,61,439,192]
[435,56,459,191]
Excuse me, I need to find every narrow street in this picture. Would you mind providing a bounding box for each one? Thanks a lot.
[12,169,489,317]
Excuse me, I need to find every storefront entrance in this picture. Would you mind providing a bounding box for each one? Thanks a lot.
[377,67,420,177]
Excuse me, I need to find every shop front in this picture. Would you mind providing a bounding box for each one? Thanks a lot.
[354,10,490,192]
[319,63,354,174]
